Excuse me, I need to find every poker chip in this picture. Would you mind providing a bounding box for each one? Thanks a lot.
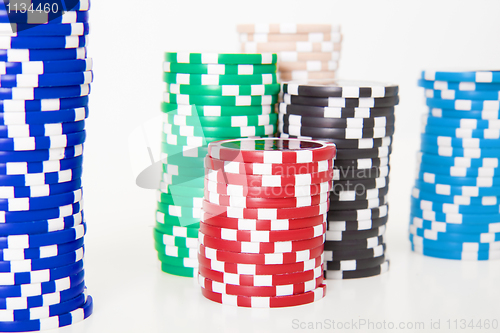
[279,103,395,119]
[155,53,282,277]
[237,24,341,83]
[199,137,330,306]
[323,260,389,280]
[0,3,93,329]
[276,81,396,277]
[413,71,500,260]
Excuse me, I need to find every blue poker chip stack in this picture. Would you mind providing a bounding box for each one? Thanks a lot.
[278,80,399,279]
[411,70,500,261]
[0,1,93,331]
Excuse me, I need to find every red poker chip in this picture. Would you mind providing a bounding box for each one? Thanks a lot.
[199,243,324,264]
[199,231,325,254]
[200,282,327,307]
[205,191,328,208]
[198,274,324,297]
[205,169,334,187]
[201,212,326,231]
[202,200,329,219]
[205,178,332,198]
[205,155,334,176]
[199,221,326,242]
[198,252,324,276]
[208,138,336,164]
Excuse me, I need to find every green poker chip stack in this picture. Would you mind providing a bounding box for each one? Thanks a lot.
[155,52,280,277]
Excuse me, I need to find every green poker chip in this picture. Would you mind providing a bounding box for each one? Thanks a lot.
[154,228,198,248]
[160,262,197,277]
[157,192,203,208]
[164,52,277,65]
[154,222,199,238]
[160,142,209,158]
[162,163,205,177]
[161,102,276,116]
[161,173,205,188]
[163,72,278,85]
[166,83,281,96]
[156,211,200,228]
[157,202,203,217]
[164,62,277,75]
[155,241,198,259]
[160,154,206,168]
[155,221,199,236]
[157,253,198,268]
[164,93,278,107]
[164,113,278,127]
[164,122,277,138]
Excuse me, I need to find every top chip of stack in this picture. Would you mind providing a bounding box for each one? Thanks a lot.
[0,1,93,331]
[156,52,281,278]
[277,79,398,279]
[237,24,342,82]
[411,70,500,261]
[199,138,335,307]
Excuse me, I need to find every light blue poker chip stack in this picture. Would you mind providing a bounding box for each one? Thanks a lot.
[411,70,500,261]
[0,1,93,331]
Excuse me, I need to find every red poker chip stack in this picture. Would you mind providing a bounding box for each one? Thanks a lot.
[198,138,336,307]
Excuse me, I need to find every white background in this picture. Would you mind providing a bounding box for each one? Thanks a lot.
[60,0,500,332]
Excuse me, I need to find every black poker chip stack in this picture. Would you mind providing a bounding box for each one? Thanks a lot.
[278,80,399,279]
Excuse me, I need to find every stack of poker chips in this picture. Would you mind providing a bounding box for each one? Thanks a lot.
[199,138,335,307]
[410,70,500,260]
[0,1,93,331]
[237,24,341,82]
[278,80,399,279]
[155,52,280,277]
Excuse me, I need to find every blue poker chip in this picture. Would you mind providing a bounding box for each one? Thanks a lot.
[421,133,500,149]
[0,291,86,322]
[411,196,500,214]
[411,186,498,206]
[411,206,500,224]
[0,211,82,236]
[421,143,500,158]
[423,124,500,139]
[0,47,86,62]
[1,59,92,75]
[0,200,82,223]
[0,131,85,151]
[0,280,86,310]
[0,144,82,163]
[417,152,499,168]
[416,179,500,198]
[0,222,85,249]
[2,259,83,285]
[410,215,500,234]
[0,247,83,273]
[0,84,90,99]
[0,294,92,332]
[421,70,500,83]
[0,155,83,175]
[418,162,500,178]
[0,179,82,199]
[409,233,500,252]
[4,23,90,37]
[0,107,88,125]
[411,243,500,260]
[0,95,88,112]
[0,187,82,210]
[425,89,500,101]
[426,97,500,112]
[417,171,500,187]
[0,237,83,261]
[418,79,500,91]
[0,269,84,299]
[0,35,88,49]
[0,120,85,138]
[410,224,500,242]
[422,114,500,129]
[429,108,500,120]
[0,167,82,186]
[0,72,92,88]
